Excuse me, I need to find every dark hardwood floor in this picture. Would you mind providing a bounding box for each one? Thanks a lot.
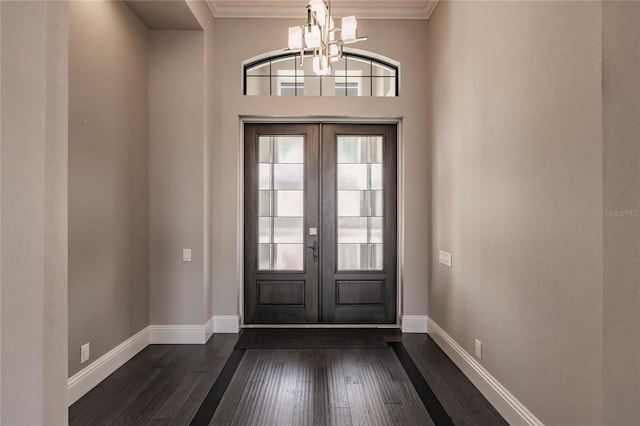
[69,332,506,426]
[211,348,433,426]
[402,334,505,425]
[69,334,238,425]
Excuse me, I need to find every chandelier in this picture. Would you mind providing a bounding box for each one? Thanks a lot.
[287,0,367,76]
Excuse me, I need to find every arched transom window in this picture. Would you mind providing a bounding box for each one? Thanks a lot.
[244,52,398,97]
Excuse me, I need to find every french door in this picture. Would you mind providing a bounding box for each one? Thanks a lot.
[244,123,397,324]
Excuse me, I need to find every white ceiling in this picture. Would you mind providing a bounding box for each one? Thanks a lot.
[206,0,439,20]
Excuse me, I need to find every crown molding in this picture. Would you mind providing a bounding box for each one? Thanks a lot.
[206,1,439,20]
[424,0,439,19]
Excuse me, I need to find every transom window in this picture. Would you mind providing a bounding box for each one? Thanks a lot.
[244,52,398,97]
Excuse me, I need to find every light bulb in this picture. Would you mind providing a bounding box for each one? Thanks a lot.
[312,55,330,75]
[309,0,327,27]
[305,25,321,49]
[329,43,338,57]
[288,26,303,50]
[342,16,357,41]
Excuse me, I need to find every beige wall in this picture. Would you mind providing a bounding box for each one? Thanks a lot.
[427,1,603,424]
[69,0,214,377]
[149,30,206,325]
[1,6,3,420]
[187,0,217,323]
[1,0,69,423]
[602,1,640,424]
[68,0,214,380]
[213,18,430,320]
[68,0,150,376]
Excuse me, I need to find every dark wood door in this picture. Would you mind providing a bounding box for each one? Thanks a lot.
[244,124,320,323]
[244,123,396,324]
[321,124,397,323]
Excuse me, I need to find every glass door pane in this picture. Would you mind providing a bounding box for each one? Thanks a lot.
[257,135,305,271]
[336,136,384,271]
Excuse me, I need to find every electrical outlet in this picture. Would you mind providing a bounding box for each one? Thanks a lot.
[474,339,482,359]
[439,250,452,267]
[81,343,90,364]
[183,248,192,262]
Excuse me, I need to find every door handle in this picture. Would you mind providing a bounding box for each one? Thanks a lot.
[306,240,319,262]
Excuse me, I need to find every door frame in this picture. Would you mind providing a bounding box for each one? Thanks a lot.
[237,116,405,328]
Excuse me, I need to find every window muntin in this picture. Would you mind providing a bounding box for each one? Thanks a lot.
[336,135,385,271]
[258,136,306,271]
[244,53,398,97]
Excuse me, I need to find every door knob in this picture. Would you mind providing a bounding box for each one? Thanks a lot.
[306,240,319,262]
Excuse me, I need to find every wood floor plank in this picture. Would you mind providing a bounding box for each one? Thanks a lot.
[291,380,314,426]
[231,379,266,425]
[327,349,349,408]
[356,352,392,426]
[270,349,300,425]
[132,383,179,425]
[291,351,315,425]
[109,353,192,425]
[210,350,259,423]
[386,380,434,426]
[345,383,372,426]
[229,351,277,425]
[368,349,433,425]
[330,406,354,426]
[364,352,420,425]
[470,411,510,426]
[70,345,171,424]
[312,349,330,426]
[214,335,238,357]
[145,420,173,426]
[83,367,163,425]
[269,349,303,425]
[193,335,237,373]
[153,371,203,421]
[340,349,361,385]
[149,346,179,369]
[386,402,435,426]
[108,345,169,381]
[69,378,129,425]
[250,349,288,425]
[84,352,170,425]
[365,349,401,404]
[247,349,275,382]
[297,349,315,382]
[172,353,234,423]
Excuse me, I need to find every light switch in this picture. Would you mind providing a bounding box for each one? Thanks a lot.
[475,339,482,359]
[80,343,90,364]
[309,227,317,236]
[439,250,452,267]
[183,249,192,262]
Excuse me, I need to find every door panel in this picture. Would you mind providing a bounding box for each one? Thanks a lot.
[244,124,319,323]
[321,124,397,323]
[244,123,396,324]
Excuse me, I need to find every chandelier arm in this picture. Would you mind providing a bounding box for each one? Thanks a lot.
[342,36,368,45]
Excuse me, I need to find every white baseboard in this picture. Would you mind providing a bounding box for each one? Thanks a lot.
[67,327,149,406]
[148,324,209,344]
[204,316,214,342]
[427,317,544,426]
[401,315,428,333]
[213,315,240,333]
